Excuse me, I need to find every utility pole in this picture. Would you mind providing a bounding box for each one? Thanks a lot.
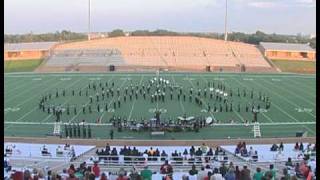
[224,0,228,41]
[88,0,91,41]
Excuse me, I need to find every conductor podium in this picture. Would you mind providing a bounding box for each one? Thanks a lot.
[150,110,165,137]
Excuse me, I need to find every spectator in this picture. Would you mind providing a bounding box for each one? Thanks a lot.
[201,143,208,154]
[281,168,290,180]
[117,174,128,180]
[224,168,236,180]
[183,149,189,156]
[197,166,207,180]
[253,167,263,180]
[60,169,69,180]
[248,147,254,157]
[38,170,45,180]
[279,142,284,151]
[88,173,96,180]
[306,166,313,180]
[140,165,152,180]
[68,164,76,176]
[100,172,108,180]
[204,165,212,175]
[266,164,276,179]
[299,142,304,151]
[205,171,213,180]
[84,171,90,180]
[219,162,228,177]
[294,142,299,151]
[207,148,214,156]
[263,171,273,180]
[105,143,110,152]
[190,146,196,155]
[270,144,278,151]
[285,158,293,167]
[235,166,241,180]
[92,162,100,178]
[24,170,33,180]
[210,168,223,180]
[240,165,251,180]
[160,160,173,174]
[182,174,190,180]
[129,166,141,180]
[228,162,235,171]
[189,164,198,175]
[118,167,127,177]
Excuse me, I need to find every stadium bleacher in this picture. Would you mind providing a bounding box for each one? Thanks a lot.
[41,36,274,72]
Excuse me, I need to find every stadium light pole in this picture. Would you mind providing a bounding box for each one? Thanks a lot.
[224,0,228,41]
[88,0,91,41]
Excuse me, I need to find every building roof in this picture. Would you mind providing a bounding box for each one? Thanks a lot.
[260,42,315,52]
[4,42,58,52]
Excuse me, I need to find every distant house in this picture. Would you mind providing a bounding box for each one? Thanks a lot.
[4,42,58,60]
[259,42,316,61]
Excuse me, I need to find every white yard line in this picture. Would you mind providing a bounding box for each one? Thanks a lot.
[40,78,87,123]
[171,75,185,113]
[284,78,316,98]
[188,75,220,119]
[198,75,245,122]
[97,76,128,123]
[251,79,316,118]
[5,80,66,115]
[127,76,144,121]
[5,77,58,104]
[261,78,315,106]
[230,77,274,123]
[4,78,85,130]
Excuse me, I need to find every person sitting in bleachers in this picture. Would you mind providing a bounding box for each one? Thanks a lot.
[56,145,63,156]
[5,145,14,155]
[105,143,110,153]
[299,142,304,151]
[279,142,284,151]
[190,146,195,156]
[270,144,278,151]
[155,148,160,157]
[189,164,198,176]
[294,142,299,151]
[201,143,208,154]
[241,147,249,157]
[252,151,258,162]
[148,147,156,156]
[285,157,293,167]
[161,150,168,161]
[248,146,254,157]
[41,145,51,156]
[111,147,118,161]
[195,148,203,156]
[160,160,173,175]
[207,148,214,156]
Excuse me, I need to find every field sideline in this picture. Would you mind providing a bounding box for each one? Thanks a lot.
[4,72,316,140]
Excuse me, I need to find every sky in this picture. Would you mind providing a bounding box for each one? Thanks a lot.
[4,0,316,35]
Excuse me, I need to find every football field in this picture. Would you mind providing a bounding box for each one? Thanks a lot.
[4,72,316,140]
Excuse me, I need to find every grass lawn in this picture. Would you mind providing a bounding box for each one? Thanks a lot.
[271,59,316,74]
[4,72,316,140]
[4,59,43,72]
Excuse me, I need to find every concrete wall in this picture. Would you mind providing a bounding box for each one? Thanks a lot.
[265,50,316,61]
[4,50,49,61]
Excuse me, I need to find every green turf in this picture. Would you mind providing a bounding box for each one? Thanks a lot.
[4,59,43,72]
[271,59,316,74]
[4,72,316,139]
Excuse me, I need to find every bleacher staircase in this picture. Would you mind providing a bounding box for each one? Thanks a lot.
[53,122,61,136]
[253,122,261,138]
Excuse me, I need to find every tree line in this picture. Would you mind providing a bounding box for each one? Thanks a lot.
[4,29,316,49]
